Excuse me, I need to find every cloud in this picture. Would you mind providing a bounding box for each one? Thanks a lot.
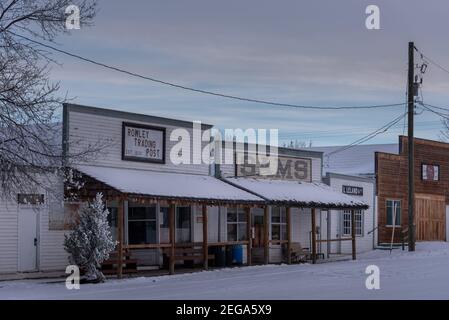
[44,0,449,145]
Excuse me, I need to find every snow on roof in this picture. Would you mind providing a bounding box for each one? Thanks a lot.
[225,177,368,209]
[308,144,398,176]
[75,165,264,204]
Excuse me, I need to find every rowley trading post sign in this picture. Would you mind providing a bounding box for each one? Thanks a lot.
[236,152,312,182]
[122,122,165,163]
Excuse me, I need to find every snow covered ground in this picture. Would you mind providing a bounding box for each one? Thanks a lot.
[1,242,449,300]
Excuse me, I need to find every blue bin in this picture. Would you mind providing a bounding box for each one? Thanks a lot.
[232,245,243,265]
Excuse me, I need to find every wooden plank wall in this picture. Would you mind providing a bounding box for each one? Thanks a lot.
[376,136,449,243]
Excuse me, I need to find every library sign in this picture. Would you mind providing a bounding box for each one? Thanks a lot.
[122,122,165,163]
[342,185,363,196]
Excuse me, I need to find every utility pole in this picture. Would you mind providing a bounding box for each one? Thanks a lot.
[407,41,416,251]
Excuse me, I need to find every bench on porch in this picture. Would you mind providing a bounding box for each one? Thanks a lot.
[162,247,215,267]
[101,249,138,275]
[289,243,311,263]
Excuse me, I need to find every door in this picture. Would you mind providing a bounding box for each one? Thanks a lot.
[251,208,265,264]
[253,215,264,247]
[415,194,446,241]
[18,207,39,272]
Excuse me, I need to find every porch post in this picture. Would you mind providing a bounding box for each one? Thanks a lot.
[311,208,317,264]
[326,210,331,259]
[246,206,252,266]
[351,209,356,260]
[264,206,269,264]
[117,197,125,279]
[287,207,292,264]
[202,205,208,270]
[169,203,175,274]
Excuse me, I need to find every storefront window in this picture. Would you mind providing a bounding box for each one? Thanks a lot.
[176,206,191,243]
[159,206,169,243]
[271,207,287,240]
[106,206,118,242]
[342,210,363,236]
[128,204,157,244]
[227,208,247,241]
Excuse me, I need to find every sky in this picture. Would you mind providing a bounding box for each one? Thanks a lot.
[47,0,449,146]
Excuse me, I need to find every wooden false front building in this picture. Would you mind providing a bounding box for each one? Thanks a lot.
[376,136,449,244]
[62,103,368,278]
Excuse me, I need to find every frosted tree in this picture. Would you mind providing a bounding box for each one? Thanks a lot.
[64,193,116,282]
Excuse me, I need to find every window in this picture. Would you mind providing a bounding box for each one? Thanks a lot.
[106,206,118,242]
[422,164,439,181]
[128,204,157,244]
[342,210,363,236]
[386,200,401,226]
[342,211,351,236]
[159,206,169,243]
[227,208,247,241]
[17,194,44,205]
[271,207,287,240]
[176,206,191,243]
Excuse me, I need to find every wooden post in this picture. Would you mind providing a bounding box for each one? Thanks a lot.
[264,206,269,264]
[351,209,356,260]
[311,208,317,264]
[287,207,292,264]
[202,205,208,270]
[169,203,175,274]
[326,210,331,259]
[246,207,252,266]
[117,198,124,279]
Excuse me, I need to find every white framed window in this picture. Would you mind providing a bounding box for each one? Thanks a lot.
[386,200,401,226]
[342,210,363,236]
[271,207,287,240]
[227,208,247,241]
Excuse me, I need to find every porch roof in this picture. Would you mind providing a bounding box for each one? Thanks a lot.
[74,165,264,205]
[223,177,368,209]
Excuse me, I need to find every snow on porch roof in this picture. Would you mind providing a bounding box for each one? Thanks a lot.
[224,177,368,209]
[75,165,264,204]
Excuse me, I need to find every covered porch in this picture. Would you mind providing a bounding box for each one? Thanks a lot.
[69,166,368,278]
[70,165,265,278]
[224,177,369,264]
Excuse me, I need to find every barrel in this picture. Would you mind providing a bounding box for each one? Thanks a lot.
[232,245,243,265]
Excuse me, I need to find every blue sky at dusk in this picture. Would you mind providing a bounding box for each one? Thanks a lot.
[49,0,449,146]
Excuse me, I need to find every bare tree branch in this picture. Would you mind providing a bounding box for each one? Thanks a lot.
[0,0,99,200]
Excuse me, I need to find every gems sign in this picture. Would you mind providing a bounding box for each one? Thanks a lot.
[122,122,165,163]
[236,152,312,182]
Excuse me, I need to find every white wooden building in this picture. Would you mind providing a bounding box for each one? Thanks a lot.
[322,172,376,255]
[0,103,369,275]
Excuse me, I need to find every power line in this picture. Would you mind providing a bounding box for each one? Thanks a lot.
[8,31,406,111]
[278,120,441,140]
[325,112,407,157]
[420,102,449,114]
[420,103,449,120]
[416,49,449,76]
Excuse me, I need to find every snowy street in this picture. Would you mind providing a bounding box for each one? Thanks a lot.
[1,242,449,300]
